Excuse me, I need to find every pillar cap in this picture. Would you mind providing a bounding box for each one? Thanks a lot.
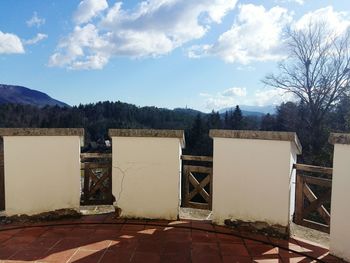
[209,129,302,154]
[329,133,350,145]
[108,129,185,148]
[0,128,84,137]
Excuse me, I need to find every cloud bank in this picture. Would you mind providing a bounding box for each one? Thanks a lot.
[189,5,350,64]
[49,0,238,69]
[201,87,296,110]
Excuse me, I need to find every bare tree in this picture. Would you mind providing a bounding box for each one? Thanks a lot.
[264,22,350,131]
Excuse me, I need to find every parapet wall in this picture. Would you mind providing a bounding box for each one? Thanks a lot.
[0,128,83,216]
[210,130,301,232]
[109,129,184,220]
[329,133,350,262]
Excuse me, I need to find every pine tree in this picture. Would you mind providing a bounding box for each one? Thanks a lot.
[231,105,243,129]
[208,110,221,129]
[224,111,230,129]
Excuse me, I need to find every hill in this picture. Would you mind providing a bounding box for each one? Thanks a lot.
[0,84,69,107]
[219,105,276,116]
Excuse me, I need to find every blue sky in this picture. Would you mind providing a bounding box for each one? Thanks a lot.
[0,0,349,112]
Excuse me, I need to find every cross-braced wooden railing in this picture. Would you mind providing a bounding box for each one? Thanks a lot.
[294,163,332,233]
[80,153,113,205]
[182,155,213,210]
[0,153,4,211]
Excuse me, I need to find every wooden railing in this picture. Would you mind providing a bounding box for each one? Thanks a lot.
[0,153,4,211]
[294,163,332,233]
[182,155,213,210]
[80,153,113,205]
[181,155,213,162]
[81,153,112,160]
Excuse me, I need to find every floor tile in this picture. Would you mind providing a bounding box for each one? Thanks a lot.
[67,249,105,263]
[192,253,222,263]
[8,248,49,261]
[131,252,161,263]
[99,250,132,263]
[0,247,19,260]
[192,242,220,255]
[162,241,191,254]
[222,255,252,263]
[41,247,78,262]
[217,233,244,244]
[161,253,191,263]
[247,244,279,257]
[220,243,250,256]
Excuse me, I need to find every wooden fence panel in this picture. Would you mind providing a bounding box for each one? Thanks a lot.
[182,156,213,210]
[294,163,332,233]
[80,154,113,205]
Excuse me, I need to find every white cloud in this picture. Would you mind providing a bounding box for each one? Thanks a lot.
[188,4,350,65]
[201,87,247,110]
[274,0,304,5]
[294,6,350,35]
[49,24,110,70]
[189,4,293,64]
[189,5,350,64]
[201,87,296,110]
[0,31,25,54]
[24,33,48,45]
[221,87,247,97]
[50,0,238,69]
[26,12,45,28]
[253,89,296,106]
[74,0,108,24]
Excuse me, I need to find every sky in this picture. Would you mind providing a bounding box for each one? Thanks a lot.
[0,0,349,112]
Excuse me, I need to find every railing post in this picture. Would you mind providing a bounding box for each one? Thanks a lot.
[0,152,4,211]
[183,165,189,208]
[294,174,304,225]
[83,166,91,204]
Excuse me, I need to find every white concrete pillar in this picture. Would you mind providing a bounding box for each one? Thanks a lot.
[209,130,302,232]
[329,133,350,262]
[0,128,84,216]
[109,129,185,220]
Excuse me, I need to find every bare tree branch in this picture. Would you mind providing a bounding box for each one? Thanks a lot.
[263,21,350,130]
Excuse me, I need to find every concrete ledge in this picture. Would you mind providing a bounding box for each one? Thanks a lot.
[209,129,302,154]
[329,133,350,145]
[109,129,185,147]
[0,128,84,137]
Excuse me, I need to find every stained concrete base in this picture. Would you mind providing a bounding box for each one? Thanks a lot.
[179,207,212,221]
[80,205,115,215]
[290,222,330,248]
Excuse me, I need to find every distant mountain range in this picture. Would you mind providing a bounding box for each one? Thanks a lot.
[0,84,274,117]
[0,84,69,107]
[219,105,276,116]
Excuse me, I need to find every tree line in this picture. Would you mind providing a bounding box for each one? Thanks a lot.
[1,96,350,165]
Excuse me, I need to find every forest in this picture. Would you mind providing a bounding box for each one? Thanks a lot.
[1,95,350,166]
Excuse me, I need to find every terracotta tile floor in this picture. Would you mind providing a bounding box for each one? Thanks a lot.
[0,214,346,263]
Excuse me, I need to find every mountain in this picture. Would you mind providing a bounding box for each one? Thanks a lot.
[219,105,276,116]
[0,84,69,108]
[173,108,204,116]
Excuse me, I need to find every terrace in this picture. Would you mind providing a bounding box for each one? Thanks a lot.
[0,128,349,262]
[0,213,342,263]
